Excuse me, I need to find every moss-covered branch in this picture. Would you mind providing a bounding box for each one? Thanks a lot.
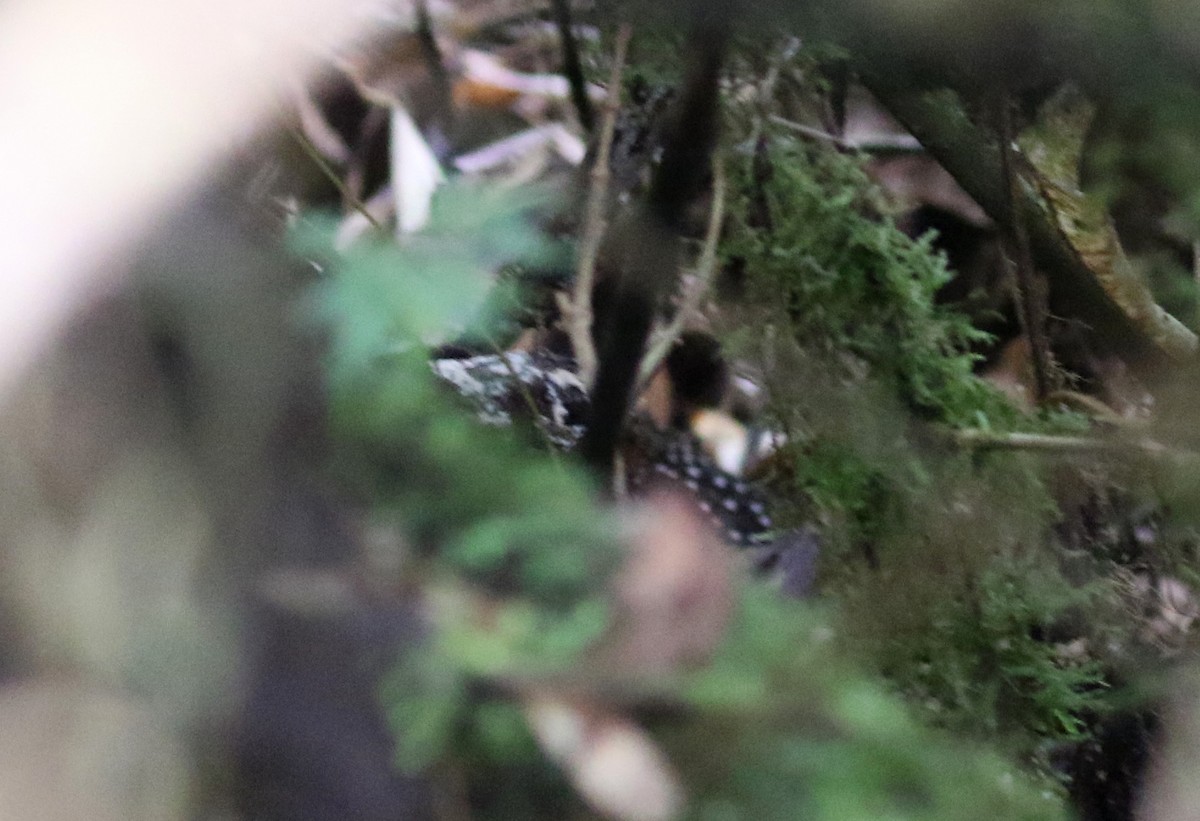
[858,77,1197,370]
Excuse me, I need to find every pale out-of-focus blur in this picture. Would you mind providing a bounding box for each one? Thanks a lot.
[0,0,408,395]
[0,2,415,818]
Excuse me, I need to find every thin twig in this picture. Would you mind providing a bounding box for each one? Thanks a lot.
[743,43,786,164]
[289,128,384,232]
[768,115,849,148]
[563,22,631,389]
[612,450,627,499]
[997,95,1054,401]
[636,159,726,390]
[768,114,924,153]
[743,44,796,234]
[577,18,727,481]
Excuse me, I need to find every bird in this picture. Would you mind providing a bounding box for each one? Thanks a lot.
[429,349,775,548]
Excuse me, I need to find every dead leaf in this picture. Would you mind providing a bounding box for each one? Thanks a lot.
[869,153,992,228]
[981,336,1036,411]
[391,104,446,234]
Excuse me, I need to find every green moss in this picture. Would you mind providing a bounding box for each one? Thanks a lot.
[715,103,1125,779]
[662,590,1066,821]
[303,174,1076,819]
[723,126,1010,429]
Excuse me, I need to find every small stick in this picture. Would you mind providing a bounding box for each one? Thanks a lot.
[997,95,1054,401]
[768,115,849,148]
[563,22,631,389]
[636,159,726,390]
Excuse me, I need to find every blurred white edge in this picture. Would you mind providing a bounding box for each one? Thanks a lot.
[0,0,416,396]
[391,105,446,235]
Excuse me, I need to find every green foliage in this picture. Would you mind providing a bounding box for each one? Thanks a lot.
[726,333,927,551]
[793,439,894,536]
[664,590,1065,821]
[716,112,1124,783]
[807,433,1114,765]
[381,649,581,815]
[299,182,623,781]
[878,552,1110,742]
[302,184,620,603]
[303,174,1073,819]
[724,128,1009,428]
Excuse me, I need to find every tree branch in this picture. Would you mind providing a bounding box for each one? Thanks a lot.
[858,77,1197,372]
[636,159,726,390]
[578,17,728,481]
[550,0,595,132]
[560,23,631,390]
[995,94,1055,400]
